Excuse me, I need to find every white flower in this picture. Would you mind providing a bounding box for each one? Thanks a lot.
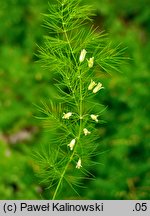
[62,112,72,119]
[90,114,98,122]
[83,128,91,136]
[88,57,94,68]
[76,158,82,169]
[79,49,87,63]
[68,138,76,151]
[88,79,97,90]
[93,82,104,93]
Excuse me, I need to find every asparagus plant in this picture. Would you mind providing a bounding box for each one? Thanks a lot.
[35,0,125,199]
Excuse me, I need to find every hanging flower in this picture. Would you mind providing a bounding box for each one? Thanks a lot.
[76,158,82,169]
[88,57,94,68]
[68,138,76,151]
[93,82,104,93]
[79,49,87,63]
[88,79,97,90]
[83,128,91,136]
[62,112,72,119]
[90,114,98,122]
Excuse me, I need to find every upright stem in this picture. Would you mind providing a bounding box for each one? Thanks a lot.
[52,151,75,200]
[78,70,83,153]
[52,4,83,200]
[52,94,83,200]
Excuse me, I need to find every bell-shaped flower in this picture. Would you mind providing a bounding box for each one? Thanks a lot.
[93,82,104,93]
[68,138,76,151]
[90,114,98,122]
[62,112,72,119]
[79,49,87,63]
[76,158,82,169]
[83,128,91,136]
[88,79,97,90]
[88,57,94,68]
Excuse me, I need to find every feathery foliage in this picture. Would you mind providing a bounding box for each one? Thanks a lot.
[35,0,125,199]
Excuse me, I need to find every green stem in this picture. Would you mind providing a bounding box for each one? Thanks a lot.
[79,70,83,153]
[52,151,75,200]
[52,119,83,200]
[52,3,83,199]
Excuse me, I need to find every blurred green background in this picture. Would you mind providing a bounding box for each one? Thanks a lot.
[0,0,149,199]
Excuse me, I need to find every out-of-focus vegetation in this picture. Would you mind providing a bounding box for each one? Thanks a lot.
[0,0,149,199]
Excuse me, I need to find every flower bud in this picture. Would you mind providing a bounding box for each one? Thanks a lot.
[83,128,91,136]
[90,114,98,122]
[68,139,76,151]
[88,79,97,90]
[76,158,82,169]
[62,112,72,119]
[88,57,94,68]
[93,82,104,93]
[79,49,87,63]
